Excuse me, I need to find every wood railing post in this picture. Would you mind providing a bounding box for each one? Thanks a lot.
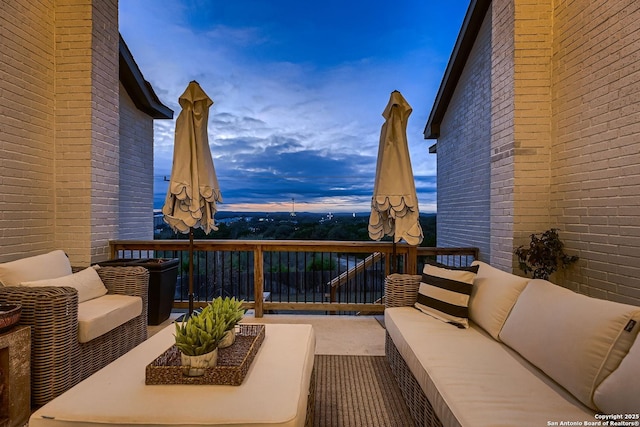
[254,244,264,318]
[407,246,418,274]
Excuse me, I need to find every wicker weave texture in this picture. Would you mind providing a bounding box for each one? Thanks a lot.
[0,286,82,405]
[0,304,21,332]
[385,274,421,308]
[0,266,149,406]
[384,273,445,427]
[385,333,444,427]
[385,274,442,427]
[145,324,265,386]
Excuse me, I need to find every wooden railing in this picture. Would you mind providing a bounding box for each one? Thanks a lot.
[109,239,478,317]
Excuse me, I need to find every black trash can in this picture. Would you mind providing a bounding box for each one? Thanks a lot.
[98,258,179,325]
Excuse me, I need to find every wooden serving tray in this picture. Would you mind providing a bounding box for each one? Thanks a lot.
[145,324,265,386]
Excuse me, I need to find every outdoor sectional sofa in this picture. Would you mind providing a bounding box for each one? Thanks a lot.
[384,261,640,427]
[0,250,149,406]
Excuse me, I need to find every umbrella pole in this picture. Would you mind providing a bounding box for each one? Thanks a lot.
[391,241,397,274]
[188,228,194,315]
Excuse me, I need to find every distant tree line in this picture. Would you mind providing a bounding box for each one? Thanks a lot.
[156,212,436,246]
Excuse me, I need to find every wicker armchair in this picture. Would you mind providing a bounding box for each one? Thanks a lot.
[0,266,149,407]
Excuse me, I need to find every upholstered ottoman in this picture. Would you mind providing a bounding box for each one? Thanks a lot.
[30,323,316,427]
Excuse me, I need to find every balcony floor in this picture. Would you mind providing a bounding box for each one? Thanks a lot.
[149,312,386,356]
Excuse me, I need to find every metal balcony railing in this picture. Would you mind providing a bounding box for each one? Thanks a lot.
[109,239,478,317]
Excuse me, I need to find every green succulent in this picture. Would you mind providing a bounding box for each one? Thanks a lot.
[210,296,246,332]
[174,305,228,356]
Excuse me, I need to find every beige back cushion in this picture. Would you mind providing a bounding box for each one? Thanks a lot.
[594,335,640,414]
[21,266,107,303]
[468,261,529,340]
[500,279,640,410]
[0,250,72,286]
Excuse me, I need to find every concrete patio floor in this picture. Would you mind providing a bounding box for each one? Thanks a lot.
[148,312,386,356]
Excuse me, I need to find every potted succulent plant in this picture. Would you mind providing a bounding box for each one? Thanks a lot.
[174,304,227,376]
[514,228,579,280]
[212,296,246,348]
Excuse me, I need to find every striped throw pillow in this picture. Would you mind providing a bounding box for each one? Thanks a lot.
[415,264,479,328]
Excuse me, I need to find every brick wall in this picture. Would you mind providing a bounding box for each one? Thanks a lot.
[511,0,554,258]
[0,0,57,260]
[488,0,517,270]
[89,0,120,262]
[0,0,152,266]
[51,0,120,265]
[54,0,95,264]
[551,0,640,305]
[435,9,492,263]
[119,83,154,240]
[487,0,553,271]
[436,0,639,305]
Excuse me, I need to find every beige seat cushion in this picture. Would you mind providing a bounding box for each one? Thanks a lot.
[469,261,529,340]
[385,307,593,426]
[77,295,142,343]
[499,279,640,410]
[0,250,72,286]
[20,266,107,303]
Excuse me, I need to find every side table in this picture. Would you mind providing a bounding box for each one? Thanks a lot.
[0,325,30,427]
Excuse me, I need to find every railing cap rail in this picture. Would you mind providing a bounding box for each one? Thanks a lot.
[110,240,478,258]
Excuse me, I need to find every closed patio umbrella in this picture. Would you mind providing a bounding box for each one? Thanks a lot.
[368,90,423,271]
[162,80,222,314]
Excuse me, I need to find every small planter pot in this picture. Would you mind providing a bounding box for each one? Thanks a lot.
[218,328,237,349]
[180,348,218,377]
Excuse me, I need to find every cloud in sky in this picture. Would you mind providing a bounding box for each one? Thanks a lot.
[119,0,469,213]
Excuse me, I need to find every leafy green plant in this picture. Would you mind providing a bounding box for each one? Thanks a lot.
[307,255,336,271]
[174,304,227,356]
[268,264,290,273]
[210,296,245,332]
[514,228,579,280]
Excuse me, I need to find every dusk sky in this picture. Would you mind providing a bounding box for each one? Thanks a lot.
[119,0,469,213]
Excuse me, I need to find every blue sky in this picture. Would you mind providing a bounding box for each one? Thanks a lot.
[119,0,469,213]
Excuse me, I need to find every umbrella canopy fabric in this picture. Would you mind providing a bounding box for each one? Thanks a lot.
[368,90,423,246]
[162,81,222,235]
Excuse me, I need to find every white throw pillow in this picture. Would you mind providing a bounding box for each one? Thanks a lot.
[21,266,108,303]
[594,335,640,413]
[468,261,529,340]
[414,264,479,328]
[0,250,72,286]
